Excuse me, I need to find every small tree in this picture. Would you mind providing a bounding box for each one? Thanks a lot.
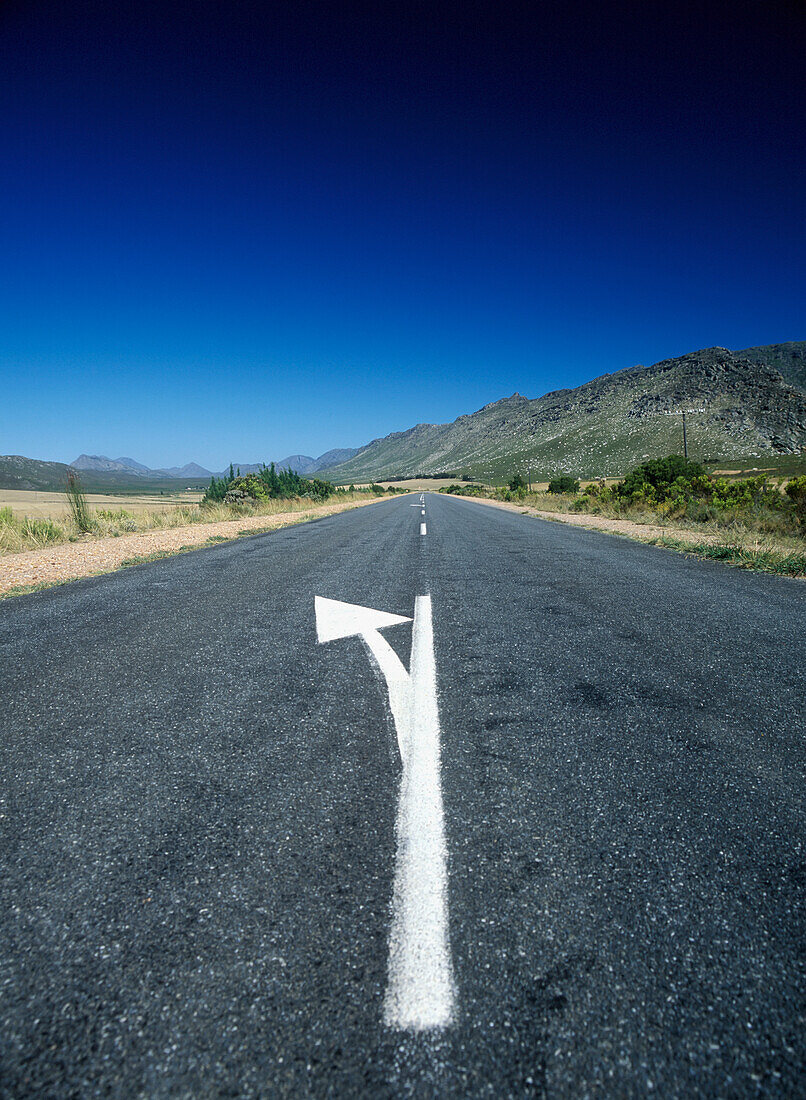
[785,475,806,517]
[509,473,527,491]
[547,476,580,494]
[619,455,706,501]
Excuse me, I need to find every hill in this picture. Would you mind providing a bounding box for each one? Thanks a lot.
[0,456,76,492]
[228,449,360,476]
[320,343,806,481]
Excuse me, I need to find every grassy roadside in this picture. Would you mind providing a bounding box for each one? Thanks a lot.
[449,489,806,577]
[647,534,806,577]
[0,489,384,555]
[0,500,380,601]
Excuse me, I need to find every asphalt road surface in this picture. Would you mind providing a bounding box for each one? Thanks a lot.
[1,493,804,1098]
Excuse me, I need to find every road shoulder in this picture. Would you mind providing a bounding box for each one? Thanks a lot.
[0,497,384,598]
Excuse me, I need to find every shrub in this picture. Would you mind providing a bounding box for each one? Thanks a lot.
[785,475,806,516]
[65,471,93,532]
[20,517,63,545]
[508,473,526,491]
[548,476,580,494]
[618,455,706,502]
[305,478,336,502]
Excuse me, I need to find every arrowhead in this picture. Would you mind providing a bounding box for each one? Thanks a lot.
[315,596,412,644]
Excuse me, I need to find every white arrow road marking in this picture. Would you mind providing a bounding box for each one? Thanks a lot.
[420,522,427,535]
[314,594,455,1030]
[315,597,413,758]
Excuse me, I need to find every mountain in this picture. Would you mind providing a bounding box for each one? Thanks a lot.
[273,455,318,475]
[72,454,147,474]
[224,450,360,476]
[0,455,76,492]
[72,455,213,479]
[160,462,213,479]
[319,343,806,481]
[66,450,361,482]
[311,447,360,470]
[737,341,806,393]
[113,456,151,473]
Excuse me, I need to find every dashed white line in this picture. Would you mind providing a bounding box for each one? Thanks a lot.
[420,522,427,535]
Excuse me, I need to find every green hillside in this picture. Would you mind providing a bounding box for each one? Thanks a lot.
[321,344,806,482]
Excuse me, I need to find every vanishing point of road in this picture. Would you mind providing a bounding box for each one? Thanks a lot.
[1,493,804,1097]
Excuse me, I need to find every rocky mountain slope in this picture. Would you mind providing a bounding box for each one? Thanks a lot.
[0,456,76,492]
[737,342,805,393]
[320,343,806,481]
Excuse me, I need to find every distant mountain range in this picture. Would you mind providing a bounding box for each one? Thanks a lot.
[69,448,362,481]
[2,341,803,493]
[71,455,213,479]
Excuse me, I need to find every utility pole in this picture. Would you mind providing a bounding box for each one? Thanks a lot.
[682,410,688,460]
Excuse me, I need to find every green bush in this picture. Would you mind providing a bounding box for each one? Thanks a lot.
[508,473,526,491]
[548,476,580,494]
[618,455,706,502]
[20,517,64,544]
[785,475,806,516]
[226,474,269,502]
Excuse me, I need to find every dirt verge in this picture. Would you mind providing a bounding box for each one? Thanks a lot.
[0,497,383,597]
[459,494,721,545]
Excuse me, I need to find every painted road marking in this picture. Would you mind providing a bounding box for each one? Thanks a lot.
[315,594,455,1030]
[420,522,427,535]
[315,597,413,759]
[385,594,454,1030]
[421,509,425,516]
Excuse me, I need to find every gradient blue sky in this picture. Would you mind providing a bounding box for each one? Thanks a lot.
[1,0,804,469]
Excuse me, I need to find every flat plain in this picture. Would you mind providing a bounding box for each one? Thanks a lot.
[0,487,204,518]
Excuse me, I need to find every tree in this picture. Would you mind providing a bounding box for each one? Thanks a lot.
[619,455,706,501]
[547,476,580,494]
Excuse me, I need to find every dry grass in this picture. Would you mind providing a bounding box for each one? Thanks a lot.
[0,488,203,519]
[376,478,475,490]
[0,496,386,597]
[0,491,375,555]
[455,492,806,577]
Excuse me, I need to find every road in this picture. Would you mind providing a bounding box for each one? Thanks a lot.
[1,493,804,1097]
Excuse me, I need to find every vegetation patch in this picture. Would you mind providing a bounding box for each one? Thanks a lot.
[653,537,806,577]
[441,453,806,575]
[0,578,79,601]
[1,469,398,556]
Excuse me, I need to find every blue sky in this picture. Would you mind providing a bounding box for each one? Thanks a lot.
[1,0,803,469]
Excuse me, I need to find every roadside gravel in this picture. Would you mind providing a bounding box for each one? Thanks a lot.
[0,497,383,596]
[460,495,722,544]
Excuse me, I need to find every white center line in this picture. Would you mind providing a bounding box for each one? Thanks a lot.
[383,594,455,1030]
[420,522,427,535]
[314,594,456,1031]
